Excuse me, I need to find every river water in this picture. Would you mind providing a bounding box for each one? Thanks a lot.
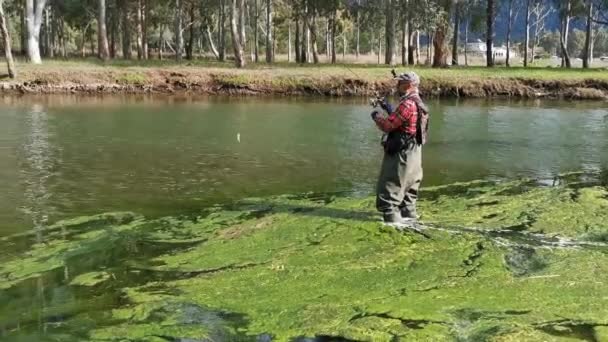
[1,95,608,341]
[1,95,607,238]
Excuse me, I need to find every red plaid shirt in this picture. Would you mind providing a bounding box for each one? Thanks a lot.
[373,97,418,135]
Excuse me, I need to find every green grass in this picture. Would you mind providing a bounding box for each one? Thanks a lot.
[9,57,608,82]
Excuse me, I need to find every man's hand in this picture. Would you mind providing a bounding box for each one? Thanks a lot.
[371,110,382,121]
[380,98,393,113]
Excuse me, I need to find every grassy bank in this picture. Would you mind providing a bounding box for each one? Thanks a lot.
[1,172,608,341]
[2,59,608,99]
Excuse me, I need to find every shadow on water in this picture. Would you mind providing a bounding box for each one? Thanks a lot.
[0,230,260,341]
[234,191,380,224]
[536,320,608,342]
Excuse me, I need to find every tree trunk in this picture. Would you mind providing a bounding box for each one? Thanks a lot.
[288,23,292,62]
[331,11,337,64]
[408,30,415,65]
[265,0,272,63]
[110,3,117,58]
[230,0,245,67]
[60,16,66,57]
[175,0,183,61]
[384,0,395,65]
[121,0,132,59]
[506,0,513,67]
[254,0,258,62]
[136,0,143,59]
[433,24,448,67]
[186,4,195,60]
[326,18,330,59]
[143,0,149,59]
[464,19,468,66]
[307,10,319,63]
[98,0,110,61]
[21,1,26,55]
[378,30,382,64]
[0,0,16,78]
[159,23,164,60]
[452,0,460,66]
[44,7,51,57]
[371,30,375,56]
[356,0,360,59]
[486,0,495,67]
[25,0,48,64]
[219,0,226,61]
[343,32,346,61]
[295,14,300,63]
[415,30,420,64]
[426,32,432,65]
[302,18,308,62]
[560,0,571,68]
[89,29,96,56]
[50,7,57,58]
[583,0,593,69]
[206,26,219,58]
[524,0,530,67]
[401,20,407,66]
[307,19,311,62]
[239,0,246,46]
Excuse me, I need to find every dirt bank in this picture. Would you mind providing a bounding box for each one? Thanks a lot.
[2,64,608,100]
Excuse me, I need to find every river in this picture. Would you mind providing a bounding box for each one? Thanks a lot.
[1,95,608,341]
[1,95,607,238]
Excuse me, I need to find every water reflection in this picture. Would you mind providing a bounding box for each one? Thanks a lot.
[11,103,69,336]
[0,96,605,236]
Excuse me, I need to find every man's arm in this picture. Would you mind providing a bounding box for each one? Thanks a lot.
[372,101,415,133]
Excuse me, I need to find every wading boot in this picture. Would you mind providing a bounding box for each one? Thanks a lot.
[383,212,404,224]
[400,207,418,221]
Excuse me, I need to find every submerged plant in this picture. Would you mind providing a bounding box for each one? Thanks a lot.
[1,178,607,341]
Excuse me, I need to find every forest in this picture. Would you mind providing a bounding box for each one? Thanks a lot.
[0,0,607,80]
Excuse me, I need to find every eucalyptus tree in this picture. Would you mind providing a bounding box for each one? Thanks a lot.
[25,0,48,63]
[230,0,246,66]
[98,0,109,60]
[486,0,496,66]
[0,0,16,78]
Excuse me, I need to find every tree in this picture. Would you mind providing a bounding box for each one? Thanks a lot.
[136,0,144,59]
[524,0,531,66]
[531,1,553,62]
[505,0,519,67]
[0,0,16,78]
[583,0,593,68]
[554,0,584,68]
[265,0,273,63]
[385,0,396,65]
[230,0,246,67]
[452,0,461,66]
[175,0,184,61]
[254,0,259,61]
[486,0,495,67]
[432,0,452,67]
[25,0,48,63]
[121,0,132,59]
[98,0,110,61]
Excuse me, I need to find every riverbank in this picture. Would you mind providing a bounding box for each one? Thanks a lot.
[2,60,608,100]
[1,172,608,341]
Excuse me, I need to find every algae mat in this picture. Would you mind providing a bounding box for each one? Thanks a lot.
[1,174,608,341]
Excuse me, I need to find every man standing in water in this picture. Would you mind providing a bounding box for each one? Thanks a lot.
[371,71,429,224]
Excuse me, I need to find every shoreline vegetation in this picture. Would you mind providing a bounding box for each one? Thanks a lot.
[1,60,608,100]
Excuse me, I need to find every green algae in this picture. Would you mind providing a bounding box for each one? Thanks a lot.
[69,271,112,287]
[1,177,607,341]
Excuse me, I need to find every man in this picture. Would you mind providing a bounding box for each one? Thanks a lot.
[371,71,428,224]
